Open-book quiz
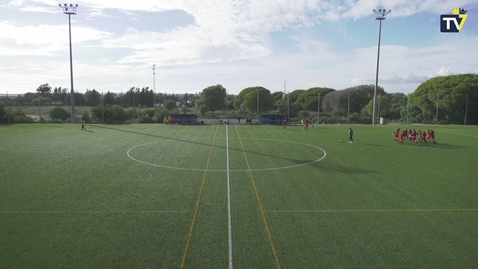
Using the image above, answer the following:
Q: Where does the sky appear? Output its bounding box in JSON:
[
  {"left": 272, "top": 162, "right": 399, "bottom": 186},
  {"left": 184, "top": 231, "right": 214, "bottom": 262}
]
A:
[{"left": 0, "top": 0, "right": 477, "bottom": 96}]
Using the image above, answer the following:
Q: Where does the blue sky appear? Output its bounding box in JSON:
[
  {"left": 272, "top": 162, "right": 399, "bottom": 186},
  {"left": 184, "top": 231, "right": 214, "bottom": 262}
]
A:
[{"left": 0, "top": 0, "right": 477, "bottom": 95}]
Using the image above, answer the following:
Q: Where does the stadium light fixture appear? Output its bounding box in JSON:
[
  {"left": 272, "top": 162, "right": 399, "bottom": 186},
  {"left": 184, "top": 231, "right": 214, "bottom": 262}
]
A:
[
  {"left": 372, "top": 8, "right": 391, "bottom": 125},
  {"left": 59, "top": 3, "right": 78, "bottom": 123}
]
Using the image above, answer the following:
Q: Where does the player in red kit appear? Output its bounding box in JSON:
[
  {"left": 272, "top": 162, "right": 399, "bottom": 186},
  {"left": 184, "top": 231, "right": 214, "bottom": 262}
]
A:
[
  {"left": 402, "top": 129, "right": 408, "bottom": 143},
  {"left": 420, "top": 130, "right": 427, "bottom": 144},
  {"left": 430, "top": 130, "right": 437, "bottom": 145},
  {"left": 410, "top": 129, "right": 417, "bottom": 145},
  {"left": 399, "top": 131, "right": 405, "bottom": 144},
  {"left": 393, "top": 129, "right": 399, "bottom": 143}
]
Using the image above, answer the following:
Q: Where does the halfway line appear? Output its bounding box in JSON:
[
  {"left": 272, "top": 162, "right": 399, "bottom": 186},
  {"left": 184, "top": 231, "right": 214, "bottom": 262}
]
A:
[
  {"left": 235, "top": 125, "right": 281, "bottom": 269},
  {"left": 180, "top": 126, "right": 219, "bottom": 269},
  {"left": 266, "top": 208, "right": 478, "bottom": 213},
  {"left": 0, "top": 210, "right": 192, "bottom": 214},
  {"left": 226, "top": 124, "right": 233, "bottom": 269}
]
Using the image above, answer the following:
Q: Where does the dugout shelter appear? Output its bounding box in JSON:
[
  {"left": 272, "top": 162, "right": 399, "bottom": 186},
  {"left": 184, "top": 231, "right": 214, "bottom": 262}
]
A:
[
  {"left": 169, "top": 114, "right": 198, "bottom": 125},
  {"left": 259, "top": 114, "right": 286, "bottom": 125}
]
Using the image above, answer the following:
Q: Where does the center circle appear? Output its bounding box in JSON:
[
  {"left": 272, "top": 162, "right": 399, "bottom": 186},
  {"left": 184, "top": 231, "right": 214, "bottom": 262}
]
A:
[{"left": 127, "top": 138, "right": 326, "bottom": 172}]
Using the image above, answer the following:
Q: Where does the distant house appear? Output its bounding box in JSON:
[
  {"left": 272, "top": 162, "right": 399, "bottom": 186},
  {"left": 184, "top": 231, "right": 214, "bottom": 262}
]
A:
[{"left": 51, "top": 101, "right": 63, "bottom": 105}]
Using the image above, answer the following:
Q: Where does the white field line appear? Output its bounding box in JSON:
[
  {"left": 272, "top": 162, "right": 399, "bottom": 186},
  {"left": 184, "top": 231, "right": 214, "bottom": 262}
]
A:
[
  {"left": 437, "top": 129, "right": 478, "bottom": 138},
  {"left": 226, "top": 124, "right": 233, "bottom": 269}
]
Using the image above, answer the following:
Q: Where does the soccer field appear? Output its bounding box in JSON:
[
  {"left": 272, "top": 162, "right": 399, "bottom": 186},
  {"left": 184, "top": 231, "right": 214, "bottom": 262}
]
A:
[{"left": 1, "top": 123, "right": 478, "bottom": 268}]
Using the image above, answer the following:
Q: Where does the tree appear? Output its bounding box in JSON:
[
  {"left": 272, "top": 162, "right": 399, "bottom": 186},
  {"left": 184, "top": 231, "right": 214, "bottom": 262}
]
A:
[
  {"left": 321, "top": 85, "right": 385, "bottom": 116},
  {"left": 299, "top": 110, "right": 310, "bottom": 119},
  {"left": 389, "top": 93, "right": 408, "bottom": 120},
  {"left": 278, "top": 103, "right": 300, "bottom": 118},
  {"left": 295, "top": 87, "right": 335, "bottom": 111},
  {"left": 164, "top": 100, "right": 177, "bottom": 111},
  {"left": 49, "top": 107, "right": 70, "bottom": 121},
  {"left": 365, "top": 94, "right": 391, "bottom": 118},
  {"left": 64, "top": 92, "right": 85, "bottom": 106},
  {"left": 199, "top": 84, "right": 226, "bottom": 113},
  {"left": 280, "top": 89, "right": 305, "bottom": 106},
  {"left": 0, "top": 101, "right": 6, "bottom": 122},
  {"left": 239, "top": 87, "right": 274, "bottom": 113},
  {"left": 84, "top": 89, "right": 102, "bottom": 106},
  {"left": 103, "top": 91, "right": 115, "bottom": 105},
  {"left": 271, "top": 91, "right": 284, "bottom": 103},
  {"left": 233, "top": 87, "right": 260, "bottom": 109},
  {"left": 36, "top": 83, "right": 51, "bottom": 96},
  {"left": 198, "top": 104, "right": 208, "bottom": 115},
  {"left": 410, "top": 74, "right": 478, "bottom": 124}
]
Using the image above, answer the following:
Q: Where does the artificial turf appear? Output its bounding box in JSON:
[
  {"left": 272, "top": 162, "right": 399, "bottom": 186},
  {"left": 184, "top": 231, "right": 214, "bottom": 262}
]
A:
[{"left": 0, "top": 123, "right": 477, "bottom": 268}]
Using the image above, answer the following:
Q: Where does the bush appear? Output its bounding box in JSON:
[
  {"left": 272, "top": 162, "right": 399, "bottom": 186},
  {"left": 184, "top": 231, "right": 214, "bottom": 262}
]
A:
[
  {"left": 81, "top": 111, "right": 91, "bottom": 123},
  {"left": 138, "top": 114, "right": 152, "bottom": 123},
  {"left": 299, "top": 110, "right": 310, "bottom": 119},
  {"left": 11, "top": 109, "right": 35, "bottom": 123},
  {"left": 50, "top": 107, "right": 70, "bottom": 121}
]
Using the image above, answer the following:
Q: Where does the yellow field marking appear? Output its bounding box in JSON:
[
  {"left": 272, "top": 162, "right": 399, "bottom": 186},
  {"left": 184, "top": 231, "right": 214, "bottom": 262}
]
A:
[
  {"left": 0, "top": 210, "right": 192, "bottom": 214},
  {"left": 180, "top": 126, "right": 219, "bottom": 269},
  {"left": 266, "top": 208, "right": 478, "bottom": 213},
  {"left": 235, "top": 125, "right": 281, "bottom": 269}
]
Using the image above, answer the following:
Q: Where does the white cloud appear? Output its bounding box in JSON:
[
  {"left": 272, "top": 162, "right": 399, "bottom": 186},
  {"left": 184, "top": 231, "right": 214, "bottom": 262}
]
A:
[
  {"left": 437, "top": 67, "right": 453, "bottom": 76},
  {"left": 0, "top": 21, "right": 114, "bottom": 56},
  {"left": 1, "top": 0, "right": 477, "bottom": 95}
]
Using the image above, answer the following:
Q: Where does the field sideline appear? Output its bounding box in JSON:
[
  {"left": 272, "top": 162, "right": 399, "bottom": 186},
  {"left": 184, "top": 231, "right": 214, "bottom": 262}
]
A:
[{"left": 1, "top": 123, "right": 477, "bottom": 268}]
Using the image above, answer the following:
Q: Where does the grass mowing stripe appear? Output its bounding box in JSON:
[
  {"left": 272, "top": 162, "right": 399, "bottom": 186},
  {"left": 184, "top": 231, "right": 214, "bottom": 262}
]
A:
[
  {"left": 436, "top": 129, "right": 478, "bottom": 138},
  {"left": 0, "top": 210, "right": 192, "bottom": 214},
  {"left": 180, "top": 126, "right": 219, "bottom": 269},
  {"left": 266, "top": 208, "right": 478, "bottom": 213},
  {"left": 226, "top": 124, "right": 233, "bottom": 269},
  {"left": 234, "top": 125, "right": 281, "bottom": 269}
]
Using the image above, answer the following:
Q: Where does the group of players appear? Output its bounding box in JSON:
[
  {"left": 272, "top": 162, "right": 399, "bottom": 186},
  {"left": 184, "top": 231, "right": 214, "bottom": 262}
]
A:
[
  {"left": 393, "top": 128, "right": 437, "bottom": 145},
  {"left": 282, "top": 118, "right": 318, "bottom": 130}
]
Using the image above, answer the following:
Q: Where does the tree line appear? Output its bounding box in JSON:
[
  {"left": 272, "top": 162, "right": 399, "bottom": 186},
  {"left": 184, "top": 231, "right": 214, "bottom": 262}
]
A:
[{"left": 0, "top": 74, "right": 477, "bottom": 125}]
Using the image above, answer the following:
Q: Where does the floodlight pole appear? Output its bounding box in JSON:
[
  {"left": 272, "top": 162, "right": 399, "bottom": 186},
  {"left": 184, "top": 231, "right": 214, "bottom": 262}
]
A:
[
  {"left": 406, "top": 94, "right": 410, "bottom": 124},
  {"left": 372, "top": 8, "right": 390, "bottom": 125},
  {"left": 59, "top": 3, "right": 78, "bottom": 124}
]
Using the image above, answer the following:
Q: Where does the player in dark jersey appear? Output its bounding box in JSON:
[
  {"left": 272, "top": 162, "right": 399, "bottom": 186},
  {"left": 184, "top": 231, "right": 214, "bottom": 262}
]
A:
[{"left": 348, "top": 128, "right": 354, "bottom": 143}]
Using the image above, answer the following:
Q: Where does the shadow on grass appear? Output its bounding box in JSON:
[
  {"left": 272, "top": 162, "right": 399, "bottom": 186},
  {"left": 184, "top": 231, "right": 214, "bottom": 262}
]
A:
[
  {"left": 311, "top": 163, "right": 378, "bottom": 175},
  {"left": 358, "top": 143, "right": 383, "bottom": 147},
  {"left": 418, "top": 143, "right": 463, "bottom": 149},
  {"left": 93, "top": 125, "right": 322, "bottom": 165}
]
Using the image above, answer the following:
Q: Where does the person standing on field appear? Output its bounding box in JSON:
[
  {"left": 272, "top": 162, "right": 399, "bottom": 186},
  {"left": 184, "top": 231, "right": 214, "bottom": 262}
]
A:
[
  {"left": 81, "top": 119, "right": 86, "bottom": 131},
  {"left": 348, "top": 128, "right": 354, "bottom": 143}
]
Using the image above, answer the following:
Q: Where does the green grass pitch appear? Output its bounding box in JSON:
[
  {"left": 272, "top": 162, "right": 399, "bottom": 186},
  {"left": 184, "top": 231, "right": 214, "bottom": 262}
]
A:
[{"left": 1, "top": 123, "right": 477, "bottom": 268}]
